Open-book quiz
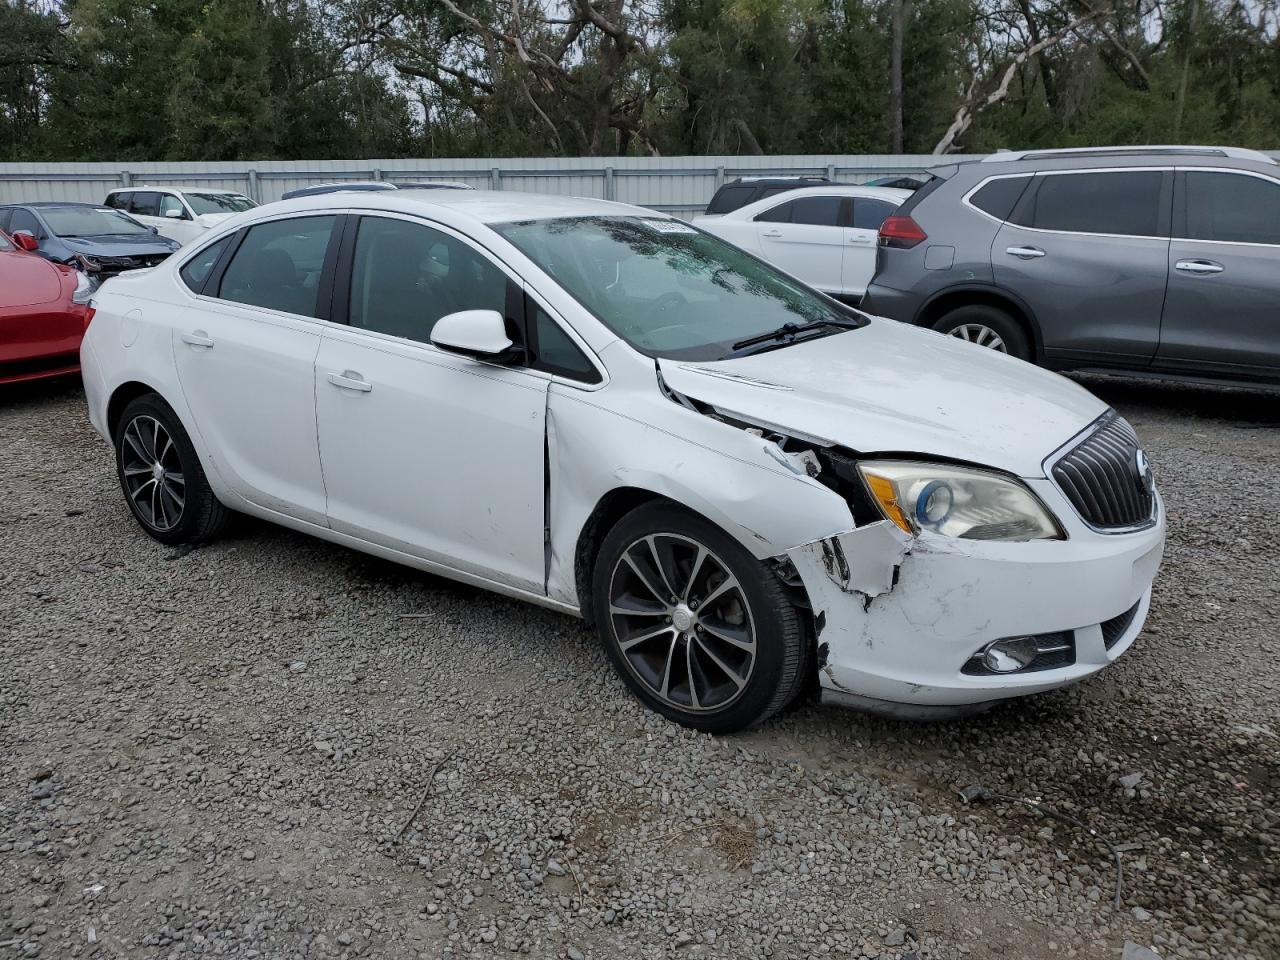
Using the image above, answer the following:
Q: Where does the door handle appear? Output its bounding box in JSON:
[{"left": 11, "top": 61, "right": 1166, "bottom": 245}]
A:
[
  {"left": 847, "top": 236, "right": 873, "bottom": 244},
  {"left": 327, "top": 371, "right": 372, "bottom": 393},
  {"left": 181, "top": 331, "right": 214, "bottom": 348},
  {"left": 761, "top": 230, "right": 783, "bottom": 238},
  {"left": 1005, "top": 245, "right": 1046, "bottom": 260},
  {"left": 1174, "top": 259, "right": 1224, "bottom": 275}
]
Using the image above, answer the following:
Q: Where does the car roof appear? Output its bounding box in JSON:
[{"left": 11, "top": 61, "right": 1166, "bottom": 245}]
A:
[
  {"left": 951, "top": 147, "right": 1279, "bottom": 180},
  {"left": 5, "top": 202, "right": 107, "bottom": 210},
  {"left": 110, "top": 186, "right": 246, "bottom": 194},
  {"left": 257, "top": 189, "right": 658, "bottom": 226},
  {"left": 719, "top": 184, "right": 911, "bottom": 214}
]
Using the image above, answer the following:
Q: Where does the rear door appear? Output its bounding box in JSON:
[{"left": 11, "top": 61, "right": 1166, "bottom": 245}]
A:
[
  {"left": 992, "top": 169, "right": 1171, "bottom": 364},
  {"left": 754, "top": 195, "right": 846, "bottom": 294},
  {"left": 843, "top": 196, "right": 899, "bottom": 297},
  {"left": 1157, "top": 168, "right": 1280, "bottom": 376}
]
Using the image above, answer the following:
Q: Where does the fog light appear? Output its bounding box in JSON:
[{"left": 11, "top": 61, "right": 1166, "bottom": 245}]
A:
[{"left": 982, "top": 636, "right": 1040, "bottom": 673}]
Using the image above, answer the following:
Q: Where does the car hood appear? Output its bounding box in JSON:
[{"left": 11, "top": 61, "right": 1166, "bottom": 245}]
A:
[
  {"left": 195, "top": 213, "right": 235, "bottom": 228},
  {"left": 61, "top": 235, "right": 179, "bottom": 256},
  {"left": 656, "top": 317, "right": 1107, "bottom": 478},
  {"left": 0, "top": 250, "right": 64, "bottom": 307}
]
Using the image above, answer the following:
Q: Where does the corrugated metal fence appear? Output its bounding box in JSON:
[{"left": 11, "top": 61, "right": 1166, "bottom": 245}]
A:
[{"left": 0, "top": 154, "right": 968, "bottom": 216}]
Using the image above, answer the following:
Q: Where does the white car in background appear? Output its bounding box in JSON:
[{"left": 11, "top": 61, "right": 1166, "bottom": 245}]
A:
[
  {"left": 103, "top": 187, "right": 256, "bottom": 246},
  {"left": 694, "top": 185, "right": 910, "bottom": 302}
]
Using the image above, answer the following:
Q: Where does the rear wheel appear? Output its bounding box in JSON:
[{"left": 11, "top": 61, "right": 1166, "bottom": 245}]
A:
[
  {"left": 932, "top": 304, "right": 1031, "bottom": 361},
  {"left": 591, "top": 503, "right": 807, "bottom": 733},
  {"left": 115, "top": 394, "right": 230, "bottom": 546}
]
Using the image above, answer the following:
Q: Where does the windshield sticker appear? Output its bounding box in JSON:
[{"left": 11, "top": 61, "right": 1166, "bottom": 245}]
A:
[{"left": 639, "top": 219, "right": 697, "bottom": 234}]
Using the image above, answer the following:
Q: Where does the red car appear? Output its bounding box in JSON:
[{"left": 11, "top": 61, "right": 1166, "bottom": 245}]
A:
[{"left": 1, "top": 228, "right": 91, "bottom": 384}]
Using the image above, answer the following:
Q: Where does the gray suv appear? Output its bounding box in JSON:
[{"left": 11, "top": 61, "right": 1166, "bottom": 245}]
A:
[{"left": 864, "top": 146, "right": 1280, "bottom": 386}]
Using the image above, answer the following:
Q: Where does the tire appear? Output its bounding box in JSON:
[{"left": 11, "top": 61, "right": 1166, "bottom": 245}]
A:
[
  {"left": 591, "top": 502, "right": 807, "bottom": 734},
  {"left": 932, "top": 304, "right": 1031, "bottom": 361},
  {"left": 114, "top": 394, "right": 230, "bottom": 546}
]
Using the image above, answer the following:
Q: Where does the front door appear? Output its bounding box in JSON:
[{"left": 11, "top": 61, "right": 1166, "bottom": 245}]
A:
[
  {"left": 992, "top": 169, "right": 1171, "bottom": 364},
  {"left": 157, "top": 194, "right": 201, "bottom": 245},
  {"left": 1157, "top": 169, "right": 1280, "bottom": 377},
  {"left": 171, "top": 215, "right": 339, "bottom": 524},
  {"left": 315, "top": 213, "right": 549, "bottom": 592},
  {"left": 754, "top": 195, "right": 846, "bottom": 295}
]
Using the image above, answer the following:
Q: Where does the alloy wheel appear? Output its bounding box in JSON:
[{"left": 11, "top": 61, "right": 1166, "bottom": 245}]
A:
[
  {"left": 121, "top": 415, "right": 187, "bottom": 532},
  {"left": 607, "top": 533, "right": 757, "bottom": 713},
  {"left": 948, "top": 323, "right": 1007, "bottom": 352}
]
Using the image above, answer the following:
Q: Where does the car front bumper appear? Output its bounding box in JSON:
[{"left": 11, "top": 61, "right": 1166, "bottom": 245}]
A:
[{"left": 787, "top": 479, "right": 1165, "bottom": 715}]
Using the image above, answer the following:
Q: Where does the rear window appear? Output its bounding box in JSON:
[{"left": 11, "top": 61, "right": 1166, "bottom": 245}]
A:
[
  {"left": 969, "top": 176, "right": 1032, "bottom": 221},
  {"left": 788, "top": 196, "right": 843, "bottom": 226},
  {"left": 1014, "top": 171, "right": 1163, "bottom": 237}
]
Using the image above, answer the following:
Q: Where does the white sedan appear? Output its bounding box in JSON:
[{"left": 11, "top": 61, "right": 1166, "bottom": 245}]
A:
[
  {"left": 694, "top": 184, "right": 911, "bottom": 302},
  {"left": 80, "top": 190, "right": 1163, "bottom": 732}
]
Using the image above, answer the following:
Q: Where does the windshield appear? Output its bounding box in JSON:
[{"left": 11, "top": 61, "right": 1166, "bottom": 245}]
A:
[
  {"left": 494, "top": 216, "right": 862, "bottom": 360},
  {"left": 43, "top": 207, "right": 151, "bottom": 238},
  {"left": 186, "top": 193, "right": 256, "bottom": 215}
]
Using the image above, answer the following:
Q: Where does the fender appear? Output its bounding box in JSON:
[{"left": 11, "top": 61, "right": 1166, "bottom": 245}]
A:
[{"left": 912, "top": 282, "right": 1046, "bottom": 362}]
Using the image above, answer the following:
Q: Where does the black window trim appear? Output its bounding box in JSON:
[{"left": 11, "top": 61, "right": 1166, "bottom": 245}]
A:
[
  {"left": 1171, "top": 165, "right": 1280, "bottom": 248},
  {"left": 326, "top": 210, "right": 609, "bottom": 387}
]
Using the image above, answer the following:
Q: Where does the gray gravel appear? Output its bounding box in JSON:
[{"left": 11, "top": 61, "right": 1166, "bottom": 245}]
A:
[{"left": 1, "top": 375, "right": 1277, "bottom": 960}]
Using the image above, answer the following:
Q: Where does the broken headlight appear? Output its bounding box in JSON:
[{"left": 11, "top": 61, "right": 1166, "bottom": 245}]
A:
[{"left": 857, "top": 461, "right": 1063, "bottom": 542}]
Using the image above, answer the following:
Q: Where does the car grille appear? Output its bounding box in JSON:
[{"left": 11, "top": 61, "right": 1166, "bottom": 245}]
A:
[
  {"left": 1051, "top": 413, "right": 1155, "bottom": 531},
  {"left": 97, "top": 253, "right": 171, "bottom": 272},
  {"left": 1100, "top": 600, "right": 1142, "bottom": 650}
]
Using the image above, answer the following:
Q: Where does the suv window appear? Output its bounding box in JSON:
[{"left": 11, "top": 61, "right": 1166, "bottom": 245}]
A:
[
  {"left": 129, "top": 192, "right": 162, "bottom": 217},
  {"left": 348, "top": 216, "right": 506, "bottom": 344},
  {"left": 104, "top": 193, "right": 128, "bottom": 210},
  {"left": 969, "top": 176, "right": 1032, "bottom": 221},
  {"left": 853, "top": 197, "right": 898, "bottom": 230},
  {"left": 706, "top": 185, "right": 754, "bottom": 215},
  {"left": 1015, "top": 171, "right": 1163, "bottom": 237},
  {"left": 159, "top": 195, "right": 188, "bottom": 219},
  {"left": 180, "top": 236, "right": 233, "bottom": 293},
  {"left": 218, "top": 216, "right": 336, "bottom": 316},
  {"left": 1182, "top": 171, "right": 1280, "bottom": 245}
]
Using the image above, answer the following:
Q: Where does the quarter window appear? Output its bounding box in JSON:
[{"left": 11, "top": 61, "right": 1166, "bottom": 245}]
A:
[
  {"left": 852, "top": 197, "right": 898, "bottom": 230},
  {"left": 1182, "top": 171, "right": 1280, "bottom": 245},
  {"left": 1015, "top": 171, "right": 1163, "bottom": 237},
  {"left": 217, "top": 216, "right": 336, "bottom": 317},
  {"left": 104, "top": 193, "right": 127, "bottom": 210},
  {"left": 348, "top": 216, "right": 507, "bottom": 344},
  {"left": 530, "top": 306, "right": 600, "bottom": 383},
  {"left": 180, "top": 236, "right": 232, "bottom": 293},
  {"left": 969, "top": 176, "right": 1032, "bottom": 221}
]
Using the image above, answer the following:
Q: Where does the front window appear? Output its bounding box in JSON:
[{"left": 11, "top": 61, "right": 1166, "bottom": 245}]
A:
[
  {"left": 0, "top": 231, "right": 11, "bottom": 251},
  {"left": 493, "top": 216, "right": 862, "bottom": 361},
  {"left": 185, "top": 193, "right": 256, "bottom": 216},
  {"left": 42, "top": 207, "right": 152, "bottom": 238}
]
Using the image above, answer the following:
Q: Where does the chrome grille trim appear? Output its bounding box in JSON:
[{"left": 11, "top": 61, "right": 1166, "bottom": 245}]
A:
[{"left": 1047, "top": 412, "right": 1157, "bottom": 533}]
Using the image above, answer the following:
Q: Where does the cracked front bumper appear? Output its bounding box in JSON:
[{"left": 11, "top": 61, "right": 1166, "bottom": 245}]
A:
[{"left": 789, "top": 481, "right": 1165, "bottom": 714}]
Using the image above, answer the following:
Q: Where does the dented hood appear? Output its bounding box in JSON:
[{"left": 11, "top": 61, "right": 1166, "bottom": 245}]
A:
[{"left": 658, "top": 317, "right": 1107, "bottom": 478}]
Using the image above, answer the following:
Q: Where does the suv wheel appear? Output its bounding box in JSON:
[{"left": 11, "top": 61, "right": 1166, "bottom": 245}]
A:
[
  {"left": 592, "top": 503, "right": 807, "bottom": 734},
  {"left": 933, "top": 305, "right": 1030, "bottom": 361},
  {"left": 115, "top": 394, "right": 230, "bottom": 546}
]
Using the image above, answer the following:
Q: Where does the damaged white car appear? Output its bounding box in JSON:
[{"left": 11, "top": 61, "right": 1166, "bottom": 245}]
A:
[{"left": 80, "top": 191, "right": 1165, "bottom": 732}]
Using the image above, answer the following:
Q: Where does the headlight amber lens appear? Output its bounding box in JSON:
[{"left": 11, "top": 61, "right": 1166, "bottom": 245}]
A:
[{"left": 858, "top": 460, "right": 1063, "bottom": 541}]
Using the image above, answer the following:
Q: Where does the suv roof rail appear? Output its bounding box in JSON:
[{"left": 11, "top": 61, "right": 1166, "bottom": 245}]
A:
[
  {"left": 982, "top": 145, "right": 1277, "bottom": 164},
  {"left": 732, "top": 175, "right": 831, "bottom": 183}
]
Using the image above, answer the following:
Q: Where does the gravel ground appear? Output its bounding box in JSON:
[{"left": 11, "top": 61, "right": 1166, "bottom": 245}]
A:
[{"left": 1, "top": 375, "right": 1276, "bottom": 960}]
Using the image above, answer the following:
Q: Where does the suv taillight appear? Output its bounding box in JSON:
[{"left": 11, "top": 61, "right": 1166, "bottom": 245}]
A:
[{"left": 878, "top": 215, "right": 927, "bottom": 249}]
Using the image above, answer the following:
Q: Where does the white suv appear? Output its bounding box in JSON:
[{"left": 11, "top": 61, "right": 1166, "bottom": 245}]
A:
[{"left": 103, "top": 187, "right": 256, "bottom": 246}]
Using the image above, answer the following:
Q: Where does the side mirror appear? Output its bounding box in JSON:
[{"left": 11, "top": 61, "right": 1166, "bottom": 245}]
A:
[
  {"left": 148, "top": 225, "right": 159, "bottom": 234},
  {"left": 430, "top": 309, "right": 514, "bottom": 360},
  {"left": 12, "top": 231, "right": 39, "bottom": 251},
  {"left": 163, "top": 208, "right": 183, "bottom": 219}
]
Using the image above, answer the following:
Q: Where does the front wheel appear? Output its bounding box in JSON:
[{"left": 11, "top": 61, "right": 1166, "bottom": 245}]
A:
[
  {"left": 115, "top": 394, "right": 230, "bottom": 546},
  {"left": 591, "top": 503, "right": 808, "bottom": 733},
  {"left": 932, "top": 304, "right": 1031, "bottom": 361}
]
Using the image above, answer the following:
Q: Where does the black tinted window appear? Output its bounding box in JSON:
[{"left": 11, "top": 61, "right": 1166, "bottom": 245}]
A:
[
  {"left": 970, "top": 176, "right": 1031, "bottom": 221},
  {"left": 755, "top": 201, "right": 792, "bottom": 223},
  {"left": 1018, "top": 172, "right": 1163, "bottom": 236},
  {"left": 789, "top": 196, "right": 842, "bottom": 226},
  {"left": 218, "top": 216, "right": 336, "bottom": 316},
  {"left": 180, "top": 236, "right": 232, "bottom": 293},
  {"left": 532, "top": 306, "right": 600, "bottom": 382},
  {"left": 104, "top": 193, "right": 127, "bottom": 210},
  {"left": 757, "top": 185, "right": 794, "bottom": 201},
  {"left": 853, "top": 198, "right": 898, "bottom": 230},
  {"left": 348, "top": 216, "right": 506, "bottom": 343},
  {"left": 1182, "top": 171, "right": 1280, "bottom": 245},
  {"left": 129, "top": 192, "right": 161, "bottom": 217},
  {"left": 706, "top": 185, "right": 754, "bottom": 215}
]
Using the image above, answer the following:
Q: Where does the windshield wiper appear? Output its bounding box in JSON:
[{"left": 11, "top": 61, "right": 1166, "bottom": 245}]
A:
[{"left": 730, "top": 318, "right": 860, "bottom": 354}]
